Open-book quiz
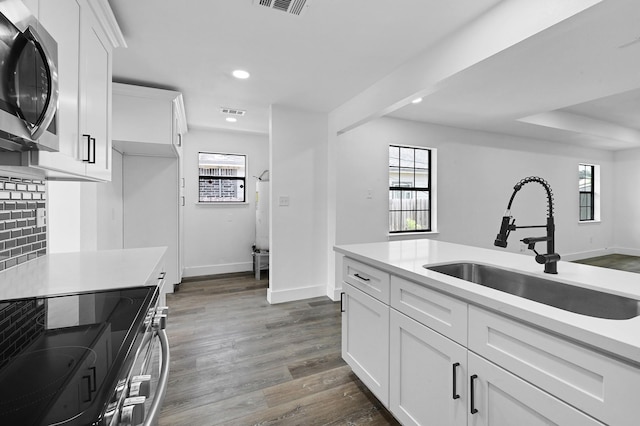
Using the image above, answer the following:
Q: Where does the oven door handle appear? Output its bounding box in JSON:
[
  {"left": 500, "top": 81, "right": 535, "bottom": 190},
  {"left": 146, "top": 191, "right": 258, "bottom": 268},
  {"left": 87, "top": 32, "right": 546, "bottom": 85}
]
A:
[{"left": 143, "top": 329, "right": 170, "bottom": 426}]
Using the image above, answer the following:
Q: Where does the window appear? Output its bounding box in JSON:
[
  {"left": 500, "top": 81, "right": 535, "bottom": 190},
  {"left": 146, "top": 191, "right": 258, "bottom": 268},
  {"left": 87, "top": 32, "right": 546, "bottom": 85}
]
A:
[
  {"left": 198, "top": 152, "right": 246, "bottom": 202},
  {"left": 389, "top": 145, "right": 432, "bottom": 233},
  {"left": 578, "top": 163, "right": 596, "bottom": 221}
]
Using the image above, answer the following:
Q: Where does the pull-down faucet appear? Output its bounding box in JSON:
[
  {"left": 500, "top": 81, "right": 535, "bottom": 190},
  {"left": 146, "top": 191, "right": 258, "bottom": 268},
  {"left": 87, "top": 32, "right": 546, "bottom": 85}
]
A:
[{"left": 494, "top": 176, "right": 561, "bottom": 274}]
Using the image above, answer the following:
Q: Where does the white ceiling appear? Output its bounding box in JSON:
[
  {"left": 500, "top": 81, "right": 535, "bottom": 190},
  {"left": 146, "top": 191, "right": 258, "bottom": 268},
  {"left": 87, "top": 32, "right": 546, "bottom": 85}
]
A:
[
  {"left": 108, "top": 0, "right": 640, "bottom": 151},
  {"left": 108, "top": 0, "right": 502, "bottom": 134}
]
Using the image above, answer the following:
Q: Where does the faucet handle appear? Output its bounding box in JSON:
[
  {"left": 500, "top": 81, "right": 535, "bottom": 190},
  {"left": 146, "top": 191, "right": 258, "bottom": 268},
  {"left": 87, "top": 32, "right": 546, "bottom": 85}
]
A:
[{"left": 535, "top": 252, "right": 561, "bottom": 265}]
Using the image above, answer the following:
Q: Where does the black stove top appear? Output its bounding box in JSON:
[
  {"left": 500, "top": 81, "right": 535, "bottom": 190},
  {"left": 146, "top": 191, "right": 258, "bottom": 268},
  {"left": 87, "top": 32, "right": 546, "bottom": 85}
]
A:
[{"left": 0, "top": 286, "right": 156, "bottom": 425}]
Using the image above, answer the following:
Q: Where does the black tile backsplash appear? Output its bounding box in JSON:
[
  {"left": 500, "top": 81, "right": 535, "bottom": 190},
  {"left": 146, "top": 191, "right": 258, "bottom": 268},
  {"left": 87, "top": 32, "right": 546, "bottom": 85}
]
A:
[{"left": 0, "top": 176, "right": 46, "bottom": 271}]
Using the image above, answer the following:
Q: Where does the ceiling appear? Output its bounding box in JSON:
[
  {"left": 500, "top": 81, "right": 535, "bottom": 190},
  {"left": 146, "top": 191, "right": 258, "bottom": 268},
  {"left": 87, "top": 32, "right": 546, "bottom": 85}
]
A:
[
  {"left": 108, "top": 0, "right": 640, "bottom": 151},
  {"left": 108, "top": 0, "right": 502, "bottom": 133}
]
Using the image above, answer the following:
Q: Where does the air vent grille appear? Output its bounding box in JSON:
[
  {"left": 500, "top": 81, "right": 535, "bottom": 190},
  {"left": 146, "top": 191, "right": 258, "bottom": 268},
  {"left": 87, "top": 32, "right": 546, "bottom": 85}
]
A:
[
  {"left": 221, "top": 108, "right": 246, "bottom": 116},
  {"left": 254, "top": 0, "right": 310, "bottom": 16}
]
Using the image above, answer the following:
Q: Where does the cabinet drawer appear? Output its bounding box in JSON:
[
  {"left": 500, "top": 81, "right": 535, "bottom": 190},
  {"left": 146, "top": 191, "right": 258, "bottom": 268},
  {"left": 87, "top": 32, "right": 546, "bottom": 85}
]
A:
[
  {"left": 343, "top": 257, "right": 390, "bottom": 304},
  {"left": 468, "top": 306, "right": 640, "bottom": 426},
  {"left": 390, "top": 275, "right": 467, "bottom": 345}
]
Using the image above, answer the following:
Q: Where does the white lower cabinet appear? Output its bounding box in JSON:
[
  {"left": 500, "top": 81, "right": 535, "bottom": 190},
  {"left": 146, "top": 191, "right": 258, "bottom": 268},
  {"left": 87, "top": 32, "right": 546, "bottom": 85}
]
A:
[
  {"left": 340, "top": 256, "right": 631, "bottom": 426},
  {"left": 467, "top": 352, "right": 604, "bottom": 426},
  {"left": 342, "top": 283, "right": 389, "bottom": 406},
  {"left": 390, "top": 310, "right": 467, "bottom": 426}
]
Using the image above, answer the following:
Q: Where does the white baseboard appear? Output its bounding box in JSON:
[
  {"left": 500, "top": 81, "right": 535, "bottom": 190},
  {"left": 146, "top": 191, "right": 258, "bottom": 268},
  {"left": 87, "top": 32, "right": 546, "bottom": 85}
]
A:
[
  {"left": 561, "top": 248, "right": 614, "bottom": 261},
  {"left": 562, "top": 246, "right": 640, "bottom": 261},
  {"left": 267, "top": 284, "right": 327, "bottom": 304},
  {"left": 613, "top": 247, "right": 640, "bottom": 257},
  {"left": 328, "top": 286, "right": 342, "bottom": 301},
  {"left": 182, "top": 261, "right": 253, "bottom": 278}
]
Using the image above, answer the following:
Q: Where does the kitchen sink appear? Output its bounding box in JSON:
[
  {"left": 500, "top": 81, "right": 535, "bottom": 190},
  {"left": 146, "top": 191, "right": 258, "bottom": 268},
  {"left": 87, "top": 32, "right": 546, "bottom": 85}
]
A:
[{"left": 425, "top": 262, "right": 640, "bottom": 320}]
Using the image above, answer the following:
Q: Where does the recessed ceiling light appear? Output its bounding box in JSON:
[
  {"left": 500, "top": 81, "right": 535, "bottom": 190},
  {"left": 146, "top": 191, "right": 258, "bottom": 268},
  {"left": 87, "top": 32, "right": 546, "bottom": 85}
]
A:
[
  {"left": 226, "top": 117, "right": 237, "bottom": 123},
  {"left": 411, "top": 97, "right": 423, "bottom": 104},
  {"left": 232, "top": 69, "right": 250, "bottom": 79}
]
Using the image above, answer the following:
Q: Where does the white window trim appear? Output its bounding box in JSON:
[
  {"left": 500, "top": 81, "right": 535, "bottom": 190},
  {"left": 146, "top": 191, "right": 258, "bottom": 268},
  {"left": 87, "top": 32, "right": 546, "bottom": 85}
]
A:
[
  {"left": 388, "top": 144, "right": 437, "bottom": 234},
  {"left": 198, "top": 152, "right": 248, "bottom": 204}
]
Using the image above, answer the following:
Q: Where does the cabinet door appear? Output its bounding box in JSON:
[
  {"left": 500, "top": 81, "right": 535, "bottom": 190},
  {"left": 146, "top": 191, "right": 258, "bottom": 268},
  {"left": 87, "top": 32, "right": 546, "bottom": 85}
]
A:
[
  {"left": 469, "top": 306, "right": 640, "bottom": 425},
  {"left": 467, "top": 353, "right": 604, "bottom": 426},
  {"left": 79, "top": 2, "right": 112, "bottom": 181},
  {"left": 342, "top": 283, "right": 389, "bottom": 407},
  {"left": 32, "top": 0, "right": 86, "bottom": 177},
  {"left": 389, "top": 310, "right": 466, "bottom": 426}
]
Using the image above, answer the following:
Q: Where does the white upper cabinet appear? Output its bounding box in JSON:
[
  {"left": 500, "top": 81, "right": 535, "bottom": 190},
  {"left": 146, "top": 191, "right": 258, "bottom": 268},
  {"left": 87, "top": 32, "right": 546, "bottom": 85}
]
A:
[
  {"left": 79, "top": 1, "right": 111, "bottom": 181},
  {"left": 112, "top": 83, "right": 187, "bottom": 157},
  {"left": 29, "top": 0, "right": 125, "bottom": 181}
]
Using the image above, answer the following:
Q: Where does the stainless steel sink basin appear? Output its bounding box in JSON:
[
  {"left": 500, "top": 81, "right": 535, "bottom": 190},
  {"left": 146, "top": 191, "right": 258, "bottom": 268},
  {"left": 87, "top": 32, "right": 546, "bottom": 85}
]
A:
[{"left": 425, "top": 262, "right": 640, "bottom": 320}]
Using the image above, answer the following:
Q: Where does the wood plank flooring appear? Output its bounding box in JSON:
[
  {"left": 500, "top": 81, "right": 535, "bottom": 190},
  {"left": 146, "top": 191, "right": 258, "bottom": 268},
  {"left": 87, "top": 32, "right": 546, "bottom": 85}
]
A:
[
  {"left": 159, "top": 273, "right": 399, "bottom": 426},
  {"left": 572, "top": 253, "right": 640, "bottom": 273}
]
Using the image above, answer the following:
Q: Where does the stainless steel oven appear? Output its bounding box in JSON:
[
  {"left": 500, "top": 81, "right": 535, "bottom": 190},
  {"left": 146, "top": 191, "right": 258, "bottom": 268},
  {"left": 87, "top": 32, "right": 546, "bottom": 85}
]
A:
[
  {"left": 106, "top": 273, "right": 171, "bottom": 426},
  {"left": 0, "top": 0, "right": 59, "bottom": 152},
  {"left": 0, "top": 273, "right": 170, "bottom": 426}
]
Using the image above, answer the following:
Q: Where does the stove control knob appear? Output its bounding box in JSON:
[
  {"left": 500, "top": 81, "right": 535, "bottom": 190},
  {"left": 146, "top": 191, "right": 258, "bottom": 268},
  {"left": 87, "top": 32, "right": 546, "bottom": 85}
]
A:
[
  {"left": 121, "top": 396, "right": 145, "bottom": 426},
  {"left": 129, "top": 375, "right": 151, "bottom": 398},
  {"left": 153, "top": 313, "right": 167, "bottom": 330},
  {"left": 156, "top": 306, "right": 169, "bottom": 315}
]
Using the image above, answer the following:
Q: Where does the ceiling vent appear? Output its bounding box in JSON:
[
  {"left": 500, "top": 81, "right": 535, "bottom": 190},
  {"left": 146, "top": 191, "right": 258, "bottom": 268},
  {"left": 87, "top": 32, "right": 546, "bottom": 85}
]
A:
[
  {"left": 221, "top": 107, "right": 246, "bottom": 116},
  {"left": 254, "top": 0, "right": 310, "bottom": 16}
]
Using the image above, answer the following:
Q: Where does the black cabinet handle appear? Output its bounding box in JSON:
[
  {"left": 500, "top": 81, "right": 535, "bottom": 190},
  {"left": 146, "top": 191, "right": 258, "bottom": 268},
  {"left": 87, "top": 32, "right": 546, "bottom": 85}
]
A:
[
  {"left": 452, "top": 362, "right": 460, "bottom": 400},
  {"left": 353, "top": 273, "right": 370, "bottom": 282},
  {"left": 82, "top": 134, "right": 91, "bottom": 162},
  {"left": 340, "top": 292, "right": 345, "bottom": 312},
  {"left": 470, "top": 374, "right": 478, "bottom": 414},
  {"left": 89, "top": 137, "right": 96, "bottom": 164}
]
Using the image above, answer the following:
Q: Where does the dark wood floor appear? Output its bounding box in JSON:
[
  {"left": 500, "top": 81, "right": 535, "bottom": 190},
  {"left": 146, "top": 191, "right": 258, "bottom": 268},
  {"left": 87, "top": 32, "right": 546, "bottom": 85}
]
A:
[
  {"left": 572, "top": 253, "right": 640, "bottom": 273},
  {"left": 159, "top": 273, "right": 399, "bottom": 426}
]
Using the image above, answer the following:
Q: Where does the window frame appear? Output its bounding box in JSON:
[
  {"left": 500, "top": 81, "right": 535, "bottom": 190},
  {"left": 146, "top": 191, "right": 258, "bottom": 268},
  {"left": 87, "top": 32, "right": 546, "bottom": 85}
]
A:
[
  {"left": 198, "top": 152, "right": 247, "bottom": 204},
  {"left": 388, "top": 144, "right": 434, "bottom": 234},
  {"left": 578, "top": 163, "right": 600, "bottom": 222}
]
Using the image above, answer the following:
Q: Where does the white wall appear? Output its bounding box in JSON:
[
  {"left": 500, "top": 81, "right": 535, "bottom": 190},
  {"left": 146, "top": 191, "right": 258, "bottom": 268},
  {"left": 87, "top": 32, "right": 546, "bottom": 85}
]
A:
[
  {"left": 269, "top": 106, "right": 328, "bottom": 303},
  {"left": 49, "top": 149, "right": 124, "bottom": 253},
  {"left": 613, "top": 147, "right": 640, "bottom": 255},
  {"left": 123, "top": 155, "right": 178, "bottom": 284},
  {"left": 335, "top": 117, "right": 616, "bottom": 271},
  {"left": 182, "top": 128, "right": 268, "bottom": 277}
]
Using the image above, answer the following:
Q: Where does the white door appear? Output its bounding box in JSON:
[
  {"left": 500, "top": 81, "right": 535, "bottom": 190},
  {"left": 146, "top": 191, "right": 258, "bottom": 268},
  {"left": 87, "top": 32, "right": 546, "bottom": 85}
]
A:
[
  {"left": 389, "top": 310, "right": 467, "bottom": 426},
  {"left": 342, "top": 283, "right": 389, "bottom": 407}
]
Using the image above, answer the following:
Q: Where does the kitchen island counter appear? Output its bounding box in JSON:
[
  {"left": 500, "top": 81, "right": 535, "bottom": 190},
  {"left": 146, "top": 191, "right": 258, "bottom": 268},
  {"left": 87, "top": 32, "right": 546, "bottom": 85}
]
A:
[
  {"left": 0, "top": 247, "right": 167, "bottom": 300},
  {"left": 335, "top": 239, "right": 640, "bottom": 365}
]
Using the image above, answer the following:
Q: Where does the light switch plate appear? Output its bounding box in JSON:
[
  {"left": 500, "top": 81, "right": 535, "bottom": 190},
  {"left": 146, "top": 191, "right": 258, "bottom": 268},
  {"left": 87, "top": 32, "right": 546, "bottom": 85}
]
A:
[{"left": 279, "top": 196, "right": 290, "bottom": 206}]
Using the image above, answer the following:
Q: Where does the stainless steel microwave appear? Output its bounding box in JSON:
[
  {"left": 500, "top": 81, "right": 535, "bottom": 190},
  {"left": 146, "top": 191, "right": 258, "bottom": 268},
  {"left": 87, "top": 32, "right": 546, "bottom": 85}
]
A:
[{"left": 0, "top": 0, "right": 58, "bottom": 152}]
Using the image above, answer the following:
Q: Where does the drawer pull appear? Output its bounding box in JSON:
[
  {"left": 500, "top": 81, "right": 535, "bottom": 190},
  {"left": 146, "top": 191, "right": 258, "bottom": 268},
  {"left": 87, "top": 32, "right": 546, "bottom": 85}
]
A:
[
  {"left": 353, "top": 273, "right": 370, "bottom": 282},
  {"left": 340, "top": 292, "right": 345, "bottom": 313},
  {"left": 452, "top": 362, "right": 460, "bottom": 400},
  {"left": 470, "top": 374, "right": 478, "bottom": 414}
]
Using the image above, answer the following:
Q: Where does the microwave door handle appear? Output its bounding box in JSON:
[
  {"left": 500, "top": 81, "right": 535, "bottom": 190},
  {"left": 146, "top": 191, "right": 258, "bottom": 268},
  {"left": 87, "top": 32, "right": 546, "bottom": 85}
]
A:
[
  {"left": 22, "top": 26, "right": 58, "bottom": 140},
  {"left": 143, "top": 328, "right": 170, "bottom": 426}
]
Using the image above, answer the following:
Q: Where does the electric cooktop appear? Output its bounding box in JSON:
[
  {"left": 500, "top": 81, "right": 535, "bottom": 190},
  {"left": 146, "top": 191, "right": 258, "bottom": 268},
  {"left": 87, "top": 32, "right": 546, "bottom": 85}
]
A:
[{"left": 0, "top": 286, "right": 156, "bottom": 425}]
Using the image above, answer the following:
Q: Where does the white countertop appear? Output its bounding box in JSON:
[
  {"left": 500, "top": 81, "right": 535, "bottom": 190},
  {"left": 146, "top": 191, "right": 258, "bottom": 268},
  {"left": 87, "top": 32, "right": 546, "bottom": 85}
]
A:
[
  {"left": 335, "top": 240, "right": 640, "bottom": 365},
  {"left": 0, "top": 247, "right": 167, "bottom": 300}
]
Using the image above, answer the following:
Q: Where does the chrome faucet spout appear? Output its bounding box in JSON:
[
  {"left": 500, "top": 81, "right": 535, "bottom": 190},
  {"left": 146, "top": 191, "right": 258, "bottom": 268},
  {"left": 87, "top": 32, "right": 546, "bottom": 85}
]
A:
[{"left": 494, "top": 176, "right": 560, "bottom": 274}]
